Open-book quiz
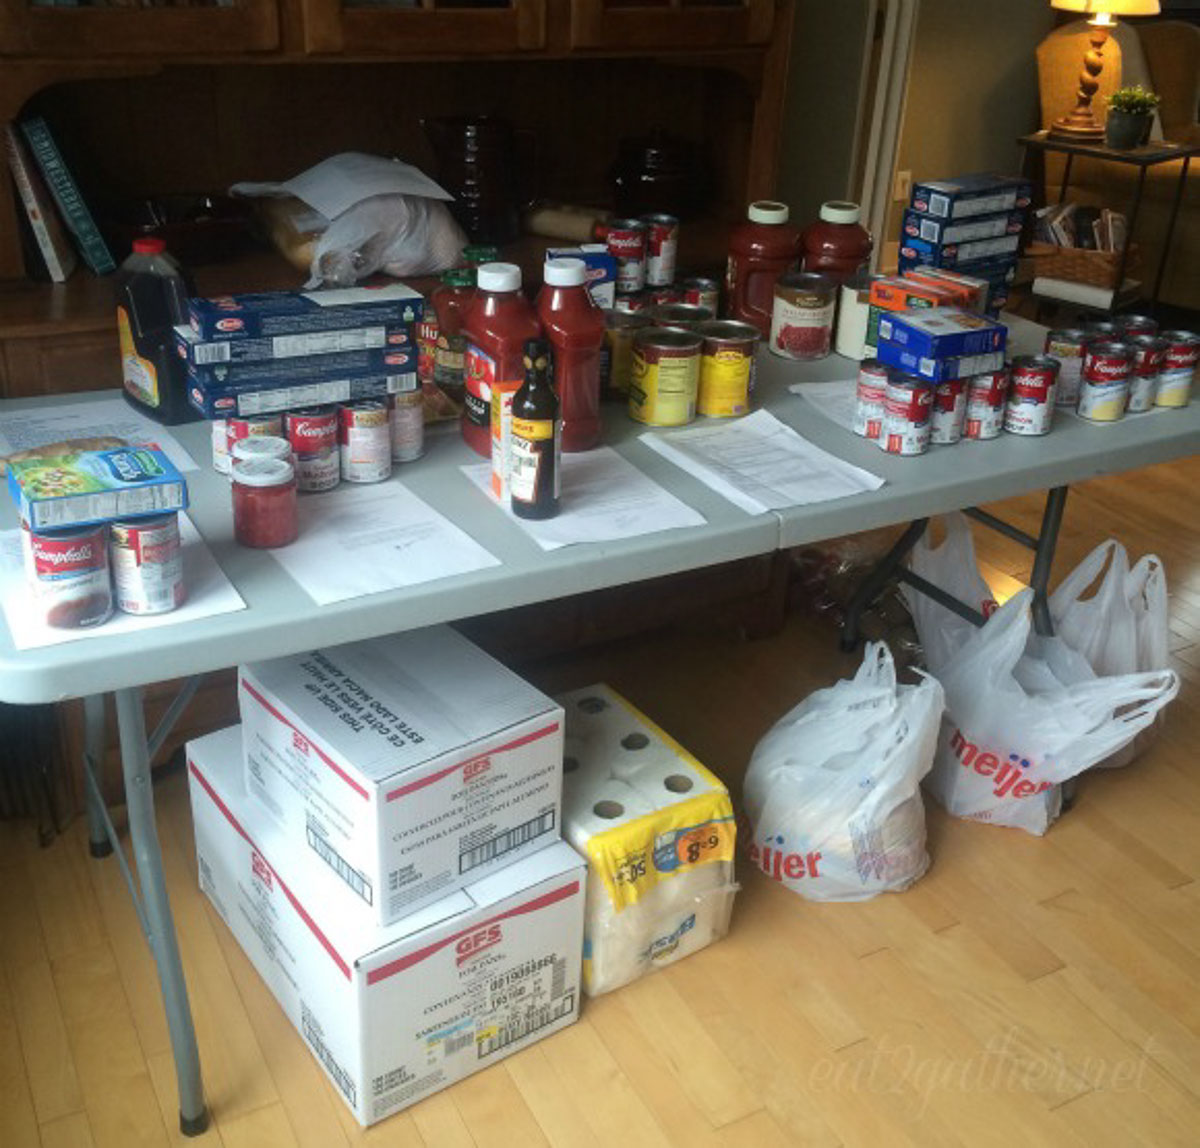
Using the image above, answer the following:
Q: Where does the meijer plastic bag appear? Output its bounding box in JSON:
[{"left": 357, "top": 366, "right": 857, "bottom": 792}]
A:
[{"left": 741, "top": 642, "right": 944, "bottom": 901}]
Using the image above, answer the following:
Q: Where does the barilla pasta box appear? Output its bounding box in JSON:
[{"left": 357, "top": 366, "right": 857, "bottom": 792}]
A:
[
  {"left": 188, "top": 283, "right": 424, "bottom": 341},
  {"left": 188, "top": 727, "right": 584, "bottom": 1127},
  {"left": 178, "top": 339, "right": 416, "bottom": 387},
  {"left": 909, "top": 173, "right": 1034, "bottom": 220},
  {"left": 901, "top": 208, "right": 1025, "bottom": 248},
  {"left": 239, "top": 626, "right": 564, "bottom": 926},
  {"left": 901, "top": 267, "right": 989, "bottom": 312},
  {"left": 8, "top": 446, "right": 188, "bottom": 530},
  {"left": 546, "top": 244, "right": 617, "bottom": 309},
  {"left": 555, "top": 684, "right": 737, "bottom": 997},
  {"left": 876, "top": 339, "right": 1006, "bottom": 383},
  {"left": 188, "top": 371, "right": 417, "bottom": 419},
  {"left": 175, "top": 319, "right": 414, "bottom": 368},
  {"left": 877, "top": 308, "right": 1007, "bottom": 360},
  {"left": 897, "top": 232, "right": 1021, "bottom": 270}
]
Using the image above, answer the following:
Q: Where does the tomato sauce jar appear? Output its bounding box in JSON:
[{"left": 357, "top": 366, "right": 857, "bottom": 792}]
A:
[{"left": 232, "top": 458, "right": 298, "bottom": 549}]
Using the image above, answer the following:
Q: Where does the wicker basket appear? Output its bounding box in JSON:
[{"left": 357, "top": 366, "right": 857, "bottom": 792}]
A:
[{"left": 1025, "top": 241, "right": 1141, "bottom": 290}]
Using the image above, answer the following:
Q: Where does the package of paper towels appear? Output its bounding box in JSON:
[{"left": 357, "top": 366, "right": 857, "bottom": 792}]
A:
[{"left": 556, "top": 684, "right": 738, "bottom": 996}]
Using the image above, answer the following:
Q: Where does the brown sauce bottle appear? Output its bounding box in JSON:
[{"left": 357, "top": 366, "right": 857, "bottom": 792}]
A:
[{"left": 509, "top": 338, "right": 561, "bottom": 520}]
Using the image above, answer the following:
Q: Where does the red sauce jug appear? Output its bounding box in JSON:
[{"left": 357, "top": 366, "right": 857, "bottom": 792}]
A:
[
  {"left": 801, "top": 201, "right": 873, "bottom": 284},
  {"left": 725, "top": 201, "right": 801, "bottom": 337}
]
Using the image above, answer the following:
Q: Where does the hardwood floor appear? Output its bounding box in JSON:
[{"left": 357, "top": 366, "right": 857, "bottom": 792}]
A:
[{"left": 2, "top": 456, "right": 1199, "bottom": 1147}]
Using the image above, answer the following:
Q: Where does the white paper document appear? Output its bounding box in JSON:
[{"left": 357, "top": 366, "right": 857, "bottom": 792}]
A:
[
  {"left": 0, "top": 397, "right": 199, "bottom": 473},
  {"left": 640, "top": 409, "right": 884, "bottom": 515},
  {"left": 268, "top": 482, "right": 500, "bottom": 604},
  {"left": 461, "top": 446, "right": 706, "bottom": 551},
  {"left": 790, "top": 378, "right": 859, "bottom": 432},
  {"left": 0, "top": 514, "right": 244, "bottom": 650}
]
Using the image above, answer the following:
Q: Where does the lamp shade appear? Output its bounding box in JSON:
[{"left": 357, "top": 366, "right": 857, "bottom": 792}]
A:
[{"left": 1050, "top": 1, "right": 1160, "bottom": 13}]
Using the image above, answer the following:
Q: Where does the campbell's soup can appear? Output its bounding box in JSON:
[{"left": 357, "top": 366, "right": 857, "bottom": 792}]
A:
[
  {"left": 338, "top": 400, "right": 393, "bottom": 483},
  {"left": 22, "top": 521, "right": 113, "bottom": 630},
  {"left": 854, "top": 360, "right": 889, "bottom": 440},
  {"left": 1117, "top": 314, "right": 1158, "bottom": 338},
  {"left": 930, "top": 379, "right": 968, "bottom": 445},
  {"left": 695, "top": 320, "right": 759, "bottom": 418},
  {"left": 390, "top": 390, "right": 426, "bottom": 462},
  {"left": 1085, "top": 321, "right": 1121, "bottom": 342},
  {"left": 285, "top": 406, "right": 340, "bottom": 492},
  {"left": 110, "top": 514, "right": 185, "bottom": 616},
  {"left": 607, "top": 218, "right": 648, "bottom": 295},
  {"left": 641, "top": 214, "right": 679, "bottom": 287},
  {"left": 227, "top": 414, "right": 283, "bottom": 462},
  {"left": 1155, "top": 330, "right": 1200, "bottom": 408},
  {"left": 1125, "top": 335, "right": 1168, "bottom": 413},
  {"left": 965, "top": 369, "right": 1009, "bottom": 440},
  {"left": 612, "top": 290, "right": 652, "bottom": 314},
  {"left": 1004, "top": 355, "right": 1059, "bottom": 436},
  {"left": 1044, "top": 329, "right": 1089, "bottom": 408},
  {"left": 1079, "top": 341, "right": 1133, "bottom": 422},
  {"left": 645, "top": 285, "right": 683, "bottom": 306},
  {"left": 880, "top": 375, "right": 932, "bottom": 455},
  {"left": 211, "top": 419, "right": 230, "bottom": 474},
  {"left": 629, "top": 327, "right": 702, "bottom": 426},
  {"left": 681, "top": 277, "right": 720, "bottom": 315}
]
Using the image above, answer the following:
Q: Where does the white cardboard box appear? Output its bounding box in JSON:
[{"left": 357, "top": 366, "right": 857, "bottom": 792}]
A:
[
  {"left": 239, "top": 625, "right": 563, "bottom": 925},
  {"left": 189, "top": 726, "right": 585, "bottom": 1127}
]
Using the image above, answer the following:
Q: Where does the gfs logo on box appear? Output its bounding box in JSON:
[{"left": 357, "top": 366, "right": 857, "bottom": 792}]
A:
[
  {"left": 463, "top": 756, "right": 491, "bottom": 783},
  {"left": 456, "top": 924, "right": 501, "bottom": 966},
  {"left": 292, "top": 731, "right": 310, "bottom": 755},
  {"left": 250, "top": 850, "right": 273, "bottom": 890}
]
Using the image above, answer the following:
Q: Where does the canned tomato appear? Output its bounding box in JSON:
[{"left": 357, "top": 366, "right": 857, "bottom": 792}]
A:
[
  {"left": 881, "top": 376, "right": 933, "bottom": 456},
  {"left": 390, "top": 389, "right": 425, "bottom": 463},
  {"left": 338, "top": 400, "right": 393, "bottom": 483},
  {"left": 110, "top": 513, "right": 185, "bottom": 616},
  {"left": 607, "top": 218, "right": 648, "bottom": 295},
  {"left": 629, "top": 327, "right": 703, "bottom": 426},
  {"left": 227, "top": 413, "right": 283, "bottom": 462},
  {"left": 931, "top": 379, "right": 968, "bottom": 445},
  {"left": 1117, "top": 314, "right": 1158, "bottom": 337},
  {"left": 1004, "top": 355, "right": 1059, "bottom": 436},
  {"left": 601, "top": 310, "right": 651, "bottom": 398},
  {"left": 641, "top": 214, "right": 679, "bottom": 287},
  {"left": 285, "top": 406, "right": 340, "bottom": 492},
  {"left": 965, "top": 369, "right": 1009, "bottom": 440},
  {"left": 1044, "top": 328, "right": 1089, "bottom": 408},
  {"left": 1079, "top": 341, "right": 1133, "bottom": 422},
  {"left": 648, "top": 303, "right": 713, "bottom": 330},
  {"left": 416, "top": 317, "right": 439, "bottom": 384},
  {"left": 211, "top": 419, "right": 230, "bottom": 474},
  {"left": 854, "top": 360, "right": 889, "bottom": 440},
  {"left": 770, "top": 272, "right": 836, "bottom": 360},
  {"left": 1125, "top": 335, "right": 1168, "bottom": 413},
  {"left": 695, "top": 320, "right": 759, "bottom": 418},
  {"left": 681, "top": 276, "right": 720, "bottom": 315},
  {"left": 1155, "top": 330, "right": 1200, "bottom": 408},
  {"left": 22, "top": 521, "right": 112, "bottom": 630}
]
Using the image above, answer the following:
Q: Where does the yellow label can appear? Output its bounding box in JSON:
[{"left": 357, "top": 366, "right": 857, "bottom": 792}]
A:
[
  {"left": 628, "top": 327, "right": 702, "bottom": 426},
  {"left": 696, "top": 320, "right": 760, "bottom": 418}
]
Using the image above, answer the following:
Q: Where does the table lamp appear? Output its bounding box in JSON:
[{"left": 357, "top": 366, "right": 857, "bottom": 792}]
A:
[{"left": 1048, "top": 0, "right": 1161, "bottom": 141}]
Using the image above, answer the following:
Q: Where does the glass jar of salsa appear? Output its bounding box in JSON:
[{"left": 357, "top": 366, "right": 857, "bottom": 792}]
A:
[{"left": 232, "top": 457, "right": 298, "bottom": 549}]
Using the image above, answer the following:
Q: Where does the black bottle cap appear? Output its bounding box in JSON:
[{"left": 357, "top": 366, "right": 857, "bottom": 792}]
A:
[{"left": 523, "top": 338, "right": 551, "bottom": 373}]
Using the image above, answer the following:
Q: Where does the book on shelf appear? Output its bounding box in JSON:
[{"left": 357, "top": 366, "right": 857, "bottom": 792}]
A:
[
  {"left": 19, "top": 116, "right": 116, "bottom": 275},
  {"left": 1032, "top": 275, "right": 1141, "bottom": 311},
  {"left": 4, "top": 125, "right": 78, "bottom": 283}
]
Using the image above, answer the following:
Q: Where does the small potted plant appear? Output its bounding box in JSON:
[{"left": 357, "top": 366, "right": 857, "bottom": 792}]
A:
[{"left": 1105, "top": 86, "right": 1160, "bottom": 150}]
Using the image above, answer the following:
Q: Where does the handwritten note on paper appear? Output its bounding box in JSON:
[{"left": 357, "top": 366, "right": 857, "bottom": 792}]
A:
[
  {"left": 267, "top": 482, "right": 500, "bottom": 605},
  {"left": 640, "top": 409, "right": 883, "bottom": 515},
  {"left": 461, "top": 446, "right": 706, "bottom": 551}
]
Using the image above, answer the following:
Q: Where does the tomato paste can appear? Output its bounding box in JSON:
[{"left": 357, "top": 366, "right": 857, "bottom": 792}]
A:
[
  {"left": 1155, "top": 330, "right": 1200, "bottom": 408},
  {"left": 416, "top": 317, "right": 439, "bottom": 384},
  {"left": 1004, "top": 355, "right": 1059, "bottom": 436},
  {"left": 629, "top": 327, "right": 703, "bottom": 426},
  {"left": 390, "top": 389, "right": 426, "bottom": 463},
  {"left": 211, "top": 419, "right": 230, "bottom": 474},
  {"left": 854, "top": 360, "right": 889, "bottom": 440},
  {"left": 1079, "top": 341, "right": 1134, "bottom": 422},
  {"left": 1044, "top": 328, "right": 1089, "bottom": 408},
  {"left": 964, "top": 369, "right": 1009, "bottom": 440},
  {"left": 607, "top": 218, "right": 648, "bottom": 295},
  {"left": 601, "top": 309, "right": 651, "bottom": 398},
  {"left": 930, "top": 378, "right": 968, "bottom": 444},
  {"left": 338, "top": 400, "right": 393, "bottom": 483},
  {"left": 695, "top": 320, "right": 759, "bottom": 418},
  {"left": 641, "top": 214, "right": 679, "bottom": 287},
  {"left": 1116, "top": 313, "right": 1158, "bottom": 338},
  {"left": 880, "top": 375, "right": 933, "bottom": 455},
  {"left": 1125, "top": 335, "right": 1168, "bottom": 413},
  {"left": 648, "top": 303, "right": 713, "bottom": 330},
  {"left": 769, "top": 271, "right": 836, "bottom": 360},
  {"left": 110, "top": 513, "right": 185, "bottom": 616},
  {"left": 681, "top": 276, "right": 720, "bottom": 315},
  {"left": 22, "top": 521, "right": 113, "bottom": 629},
  {"left": 226, "top": 414, "right": 283, "bottom": 463},
  {"left": 285, "top": 406, "right": 340, "bottom": 492}
]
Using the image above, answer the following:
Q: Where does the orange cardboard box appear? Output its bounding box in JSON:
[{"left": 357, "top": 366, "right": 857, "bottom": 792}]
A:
[
  {"left": 902, "top": 267, "right": 988, "bottom": 312},
  {"left": 868, "top": 276, "right": 959, "bottom": 311}
]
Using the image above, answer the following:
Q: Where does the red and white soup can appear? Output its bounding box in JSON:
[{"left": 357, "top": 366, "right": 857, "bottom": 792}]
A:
[
  {"left": 607, "top": 219, "right": 648, "bottom": 295},
  {"left": 111, "top": 513, "right": 185, "bottom": 616},
  {"left": 285, "top": 406, "right": 340, "bottom": 492},
  {"left": 339, "top": 400, "right": 393, "bottom": 484},
  {"left": 1155, "top": 330, "right": 1199, "bottom": 409},
  {"left": 1079, "top": 341, "right": 1133, "bottom": 422},
  {"left": 880, "top": 375, "right": 933, "bottom": 456},
  {"left": 1125, "top": 335, "right": 1167, "bottom": 413},
  {"left": 641, "top": 214, "right": 679, "bottom": 288},
  {"left": 930, "top": 379, "right": 968, "bottom": 445},
  {"left": 854, "top": 360, "right": 889, "bottom": 440},
  {"left": 22, "top": 521, "right": 113, "bottom": 630},
  {"left": 1004, "top": 355, "right": 1059, "bottom": 436},
  {"left": 964, "top": 369, "right": 1008, "bottom": 440},
  {"left": 226, "top": 413, "right": 283, "bottom": 463}
]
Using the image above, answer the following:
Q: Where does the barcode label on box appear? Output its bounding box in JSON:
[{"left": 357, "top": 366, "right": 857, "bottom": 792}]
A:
[
  {"left": 302, "top": 1002, "right": 357, "bottom": 1107},
  {"left": 459, "top": 810, "right": 556, "bottom": 875},
  {"left": 307, "top": 820, "right": 374, "bottom": 905},
  {"left": 477, "top": 993, "right": 575, "bottom": 1059},
  {"left": 193, "top": 342, "right": 231, "bottom": 366}
]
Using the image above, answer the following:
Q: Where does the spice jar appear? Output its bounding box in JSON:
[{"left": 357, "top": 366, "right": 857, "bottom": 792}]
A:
[
  {"left": 232, "top": 457, "right": 298, "bottom": 549},
  {"left": 800, "top": 201, "right": 873, "bottom": 284}
]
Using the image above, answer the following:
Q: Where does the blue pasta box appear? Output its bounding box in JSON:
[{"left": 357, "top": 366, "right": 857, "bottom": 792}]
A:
[
  {"left": 188, "top": 283, "right": 424, "bottom": 341},
  {"left": 546, "top": 244, "right": 617, "bottom": 309},
  {"left": 8, "top": 447, "right": 188, "bottom": 530},
  {"left": 909, "top": 173, "right": 1033, "bottom": 220},
  {"left": 188, "top": 371, "right": 416, "bottom": 419},
  {"left": 897, "top": 232, "right": 1021, "bottom": 269},
  {"left": 175, "top": 319, "right": 414, "bottom": 367},
  {"left": 901, "top": 208, "right": 1025, "bottom": 247},
  {"left": 876, "top": 339, "right": 1006, "bottom": 383},
  {"left": 877, "top": 308, "right": 1006, "bottom": 359},
  {"left": 176, "top": 333, "right": 416, "bottom": 387}
]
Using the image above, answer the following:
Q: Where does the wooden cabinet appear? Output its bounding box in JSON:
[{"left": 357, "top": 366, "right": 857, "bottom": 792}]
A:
[{"left": 568, "top": 0, "right": 773, "bottom": 50}]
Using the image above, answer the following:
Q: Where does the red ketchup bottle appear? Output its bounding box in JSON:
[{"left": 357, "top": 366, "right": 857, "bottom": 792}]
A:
[
  {"left": 801, "top": 200, "right": 873, "bottom": 284},
  {"left": 725, "top": 201, "right": 801, "bottom": 337},
  {"left": 536, "top": 257, "right": 605, "bottom": 452},
  {"left": 461, "top": 263, "right": 541, "bottom": 457}
]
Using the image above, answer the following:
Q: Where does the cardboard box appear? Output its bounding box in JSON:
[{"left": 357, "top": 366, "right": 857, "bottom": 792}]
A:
[
  {"left": 546, "top": 244, "right": 616, "bottom": 309},
  {"left": 239, "top": 626, "right": 564, "bottom": 925},
  {"left": 901, "top": 208, "right": 1024, "bottom": 247},
  {"left": 187, "top": 371, "right": 416, "bottom": 419},
  {"left": 901, "top": 267, "right": 988, "bottom": 312},
  {"left": 868, "top": 276, "right": 961, "bottom": 312},
  {"left": 909, "top": 173, "right": 1033, "bottom": 220},
  {"left": 876, "top": 339, "right": 1006, "bottom": 383},
  {"left": 188, "top": 727, "right": 584, "bottom": 1127},
  {"left": 175, "top": 321, "right": 414, "bottom": 368},
  {"left": 189, "top": 284, "right": 424, "bottom": 341},
  {"left": 897, "top": 232, "right": 1021, "bottom": 269},
  {"left": 877, "top": 308, "right": 1006, "bottom": 360},
  {"left": 179, "top": 339, "right": 416, "bottom": 387}
]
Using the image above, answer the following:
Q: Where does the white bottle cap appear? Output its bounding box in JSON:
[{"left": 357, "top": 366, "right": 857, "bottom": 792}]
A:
[
  {"left": 232, "top": 457, "right": 294, "bottom": 487},
  {"left": 232, "top": 435, "right": 291, "bottom": 464},
  {"left": 543, "top": 257, "right": 587, "bottom": 287},
  {"left": 747, "top": 201, "right": 790, "bottom": 224},
  {"left": 819, "top": 200, "right": 862, "bottom": 225},
  {"left": 476, "top": 262, "right": 522, "bottom": 292}
]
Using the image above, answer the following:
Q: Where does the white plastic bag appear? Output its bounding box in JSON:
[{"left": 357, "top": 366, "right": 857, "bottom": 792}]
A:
[
  {"left": 926, "top": 589, "right": 1179, "bottom": 834},
  {"left": 741, "top": 642, "right": 944, "bottom": 901}
]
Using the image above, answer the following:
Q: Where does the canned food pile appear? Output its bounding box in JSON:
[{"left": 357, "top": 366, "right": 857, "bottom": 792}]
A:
[{"left": 600, "top": 213, "right": 720, "bottom": 317}]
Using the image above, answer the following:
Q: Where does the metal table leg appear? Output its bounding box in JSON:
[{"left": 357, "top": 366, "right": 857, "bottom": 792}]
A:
[
  {"left": 1029, "top": 486, "right": 1069, "bottom": 638},
  {"left": 114, "top": 687, "right": 209, "bottom": 1136},
  {"left": 839, "top": 518, "right": 929, "bottom": 651},
  {"left": 83, "top": 694, "right": 112, "bottom": 859},
  {"left": 1151, "top": 155, "right": 1191, "bottom": 309}
]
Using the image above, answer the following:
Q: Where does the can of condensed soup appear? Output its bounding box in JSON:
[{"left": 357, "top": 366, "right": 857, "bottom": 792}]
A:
[
  {"left": 930, "top": 379, "right": 968, "bottom": 444},
  {"left": 226, "top": 414, "right": 283, "bottom": 463},
  {"left": 965, "top": 369, "right": 1008, "bottom": 440},
  {"left": 1079, "top": 341, "right": 1133, "bottom": 422},
  {"left": 285, "top": 406, "right": 340, "bottom": 492},
  {"left": 1125, "top": 335, "right": 1168, "bottom": 413},
  {"left": 390, "top": 390, "right": 425, "bottom": 462},
  {"left": 1044, "top": 329, "right": 1089, "bottom": 408},
  {"left": 1004, "top": 356, "right": 1059, "bottom": 436},
  {"left": 629, "top": 327, "right": 703, "bottom": 426},
  {"left": 22, "top": 521, "right": 113, "bottom": 629},
  {"left": 645, "top": 285, "right": 682, "bottom": 307},
  {"left": 1117, "top": 314, "right": 1158, "bottom": 338},
  {"left": 681, "top": 277, "right": 720, "bottom": 315},
  {"left": 880, "top": 375, "right": 933, "bottom": 455},
  {"left": 854, "top": 360, "right": 889, "bottom": 440},
  {"left": 339, "top": 400, "right": 393, "bottom": 483},
  {"left": 211, "top": 419, "right": 230, "bottom": 474},
  {"left": 649, "top": 303, "right": 714, "bottom": 330},
  {"left": 607, "top": 219, "right": 648, "bottom": 295},
  {"left": 695, "top": 320, "right": 759, "bottom": 418},
  {"left": 1155, "top": 331, "right": 1200, "bottom": 408},
  {"left": 770, "top": 271, "right": 836, "bottom": 360},
  {"left": 110, "top": 513, "right": 185, "bottom": 616},
  {"left": 641, "top": 214, "right": 679, "bottom": 287},
  {"left": 1086, "top": 321, "right": 1122, "bottom": 342},
  {"left": 601, "top": 310, "right": 651, "bottom": 398}
]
